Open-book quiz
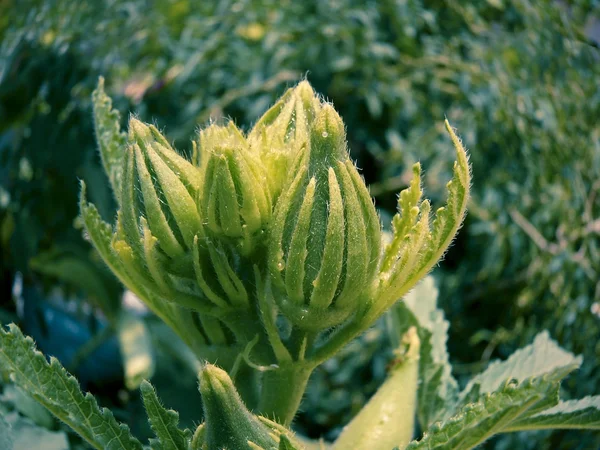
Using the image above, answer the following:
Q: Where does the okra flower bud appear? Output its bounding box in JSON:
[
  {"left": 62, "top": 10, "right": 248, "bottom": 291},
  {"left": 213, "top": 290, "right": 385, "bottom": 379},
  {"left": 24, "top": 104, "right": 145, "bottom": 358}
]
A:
[
  {"left": 121, "top": 118, "right": 201, "bottom": 259},
  {"left": 194, "top": 365, "right": 303, "bottom": 450},
  {"left": 268, "top": 104, "right": 381, "bottom": 330},
  {"left": 198, "top": 122, "right": 271, "bottom": 253},
  {"left": 84, "top": 79, "right": 470, "bottom": 400},
  {"left": 111, "top": 118, "right": 249, "bottom": 312},
  {"left": 248, "top": 81, "right": 321, "bottom": 201}
]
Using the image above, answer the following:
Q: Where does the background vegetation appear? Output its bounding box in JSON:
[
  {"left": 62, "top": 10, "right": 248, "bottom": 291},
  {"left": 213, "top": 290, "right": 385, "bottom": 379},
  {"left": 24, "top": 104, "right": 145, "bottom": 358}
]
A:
[{"left": 1, "top": 0, "right": 599, "bottom": 448}]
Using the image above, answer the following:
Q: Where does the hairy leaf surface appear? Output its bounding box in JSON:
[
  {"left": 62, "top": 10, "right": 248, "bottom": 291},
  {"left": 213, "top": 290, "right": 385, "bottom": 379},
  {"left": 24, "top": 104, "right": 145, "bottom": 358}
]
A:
[
  {"left": 405, "top": 376, "right": 560, "bottom": 450},
  {"left": 506, "top": 396, "right": 600, "bottom": 431},
  {"left": 405, "top": 333, "right": 593, "bottom": 449},
  {"left": 461, "top": 331, "right": 582, "bottom": 399},
  {"left": 375, "top": 120, "right": 471, "bottom": 313},
  {"left": 0, "top": 324, "right": 142, "bottom": 450},
  {"left": 140, "top": 381, "right": 190, "bottom": 450},
  {"left": 92, "top": 76, "right": 127, "bottom": 199}
]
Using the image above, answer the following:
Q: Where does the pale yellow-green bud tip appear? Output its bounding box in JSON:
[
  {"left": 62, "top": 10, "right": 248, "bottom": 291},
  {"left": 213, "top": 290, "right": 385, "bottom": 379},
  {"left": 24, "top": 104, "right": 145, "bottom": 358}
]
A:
[
  {"left": 128, "top": 116, "right": 153, "bottom": 143},
  {"left": 308, "top": 103, "right": 347, "bottom": 167},
  {"left": 198, "top": 365, "right": 278, "bottom": 450}
]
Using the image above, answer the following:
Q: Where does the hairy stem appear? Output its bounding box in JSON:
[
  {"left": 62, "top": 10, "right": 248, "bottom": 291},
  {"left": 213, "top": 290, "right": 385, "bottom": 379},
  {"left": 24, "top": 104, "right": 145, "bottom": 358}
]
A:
[
  {"left": 257, "top": 363, "right": 313, "bottom": 426},
  {"left": 311, "top": 313, "right": 369, "bottom": 365},
  {"left": 232, "top": 362, "right": 261, "bottom": 411}
]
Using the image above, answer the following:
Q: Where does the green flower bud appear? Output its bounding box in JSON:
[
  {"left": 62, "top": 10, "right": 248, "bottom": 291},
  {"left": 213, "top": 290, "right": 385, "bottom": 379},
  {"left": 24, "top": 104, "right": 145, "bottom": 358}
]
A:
[
  {"left": 198, "top": 122, "right": 271, "bottom": 253},
  {"left": 111, "top": 118, "right": 250, "bottom": 312},
  {"left": 268, "top": 104, "right": 381, "bottom": 330},
  {"left": 110, "top": 119, "right": 206, "bottom": 307},
  {"left": 248, "top": 81, "right": 322, "bottom": 201},
  {"left": 121, "top": 117, "right": 201, "bottom": 258},
  {"left": 195, "top": 364, "right": 303, "bottom": 450}
]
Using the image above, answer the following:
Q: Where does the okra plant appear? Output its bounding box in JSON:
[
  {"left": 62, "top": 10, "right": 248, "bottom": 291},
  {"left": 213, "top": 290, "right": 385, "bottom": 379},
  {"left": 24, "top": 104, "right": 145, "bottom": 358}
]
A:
[{"left": 0, "top": 79, "right": 598, "bottom": 450}]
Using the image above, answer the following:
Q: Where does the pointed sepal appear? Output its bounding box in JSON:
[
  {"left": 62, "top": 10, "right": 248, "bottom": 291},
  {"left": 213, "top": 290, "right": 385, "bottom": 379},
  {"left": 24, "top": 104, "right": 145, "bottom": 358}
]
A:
[
  {"left": 371, "top": 120, "right": 471, "bottom": 319},
  {"left": 92, "top": 77, "right": 127, "bottom": 200}
]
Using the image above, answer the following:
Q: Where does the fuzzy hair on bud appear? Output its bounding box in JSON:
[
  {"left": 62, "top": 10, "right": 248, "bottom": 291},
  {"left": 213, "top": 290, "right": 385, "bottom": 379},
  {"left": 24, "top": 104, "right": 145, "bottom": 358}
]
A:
[
  {"left": 267, "top": 98, "right": 381, "bottom": 330},
  {"left": 198, "top": 122, "right": 271, "bottom": 253}
]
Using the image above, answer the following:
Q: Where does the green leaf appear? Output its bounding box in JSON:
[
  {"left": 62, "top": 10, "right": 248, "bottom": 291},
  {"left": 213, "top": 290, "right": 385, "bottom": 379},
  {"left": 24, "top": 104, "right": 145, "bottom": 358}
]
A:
[
  {"left": 118, "top": 313, "right": 155, "bottom": 390},
  {"left": 0, "top": 324, "right": 143, "bottom": 450},
  {"left": 79, "top": 182, "right": 143, "bottom": 297},
  {"left": 388, "top": 276, "right": 458, "bottom": 429},
  {"left": 140, "top": 381, "right": 190, "bottom": 450},
  {"left": 379, "top": 164, "right": 423, "bottom": 276},
  {"left": 1, "top": 411, "right": 69, "bottom": 450},
  {"left": 417, "top": 120, "right": 471, "bottom": 275},
  {"left": 506, "top": 396, "right": 600, "bottom": 431},
  {"left": 92, "top": 76, "right": 127, "bottom": 200},
  {"left": 461, "top": 331, "right": 582, "bottom": 399},
  {"left": 375, "top": 121, "right": 471, "bottom": 314},
  {"left": 406, "top": 333, "right": 589, "bottom": 450},
  {"left": 405, "top": 376, "right": 561, "bottom": 450},
  {"left": 0, "top": 413, "right": 14, "bottom": 450},
  {"left": 1, "top": 384, "right": 54, "bottom": 428}
]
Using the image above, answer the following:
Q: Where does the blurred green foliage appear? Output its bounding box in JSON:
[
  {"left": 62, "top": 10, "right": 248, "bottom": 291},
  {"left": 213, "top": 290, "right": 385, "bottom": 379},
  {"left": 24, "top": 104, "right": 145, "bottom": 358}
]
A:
[{"left": 1, "top": 0, "right": 599, "bottom": 448}]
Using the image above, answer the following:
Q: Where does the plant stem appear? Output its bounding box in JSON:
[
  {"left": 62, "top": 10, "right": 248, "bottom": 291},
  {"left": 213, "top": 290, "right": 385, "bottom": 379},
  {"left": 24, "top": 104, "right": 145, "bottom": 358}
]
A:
[
  {"left": 311, "top": 314, "right": 368, "bottom": 365},
  {"left": 257, "top": 363, "right": 313, "bottom": 426},
  {"left": 233, "top": 362, "right": 260, "bottom": 411}
]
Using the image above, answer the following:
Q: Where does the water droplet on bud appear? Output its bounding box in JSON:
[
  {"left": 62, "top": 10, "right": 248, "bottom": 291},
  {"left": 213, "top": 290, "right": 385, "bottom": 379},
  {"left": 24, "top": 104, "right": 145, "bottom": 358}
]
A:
[{"left": 321, "top": 131, "right": 329, "bottom": 138}]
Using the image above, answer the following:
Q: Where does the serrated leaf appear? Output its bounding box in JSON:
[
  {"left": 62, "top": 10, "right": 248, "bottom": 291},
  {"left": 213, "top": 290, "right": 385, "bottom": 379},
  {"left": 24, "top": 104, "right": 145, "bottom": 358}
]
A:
[
  {"left": 415, "top": 120, "right": 471, "bottom": 274},
  {"left": 388, "top": 276, "right": 458, "bottom": 429},
  {"left": 406, "top": 376, "right": 561, "bottom": 450},
  {"left": 406, "top": 333, "right": 592, "bottom": 449},
  {"left": 92, "top": 76, "right": 127, "bottom": 200},
  {"left": 506, "top": 396, "right": 600, "bottom": 431},
  {"left": 375, "top": 121, "right": 470, "bottom": 313},
  {"left": 461, "top": 331, "right": 582, "bottom": 399},
  {"left": 80, "top": 182, "right": 143, "bottom": 297},
  {"left": 380, "top": 164, "right": 423, "bottom": 275},
  {"left": 0, "top": 324, "right": 143, "bottom": 450},
  {"left": 140, "top": 381, "right": 189, "bottom": 450},
  {"left": 118, "top": 313, "right": 155, "bottom": 390}
]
